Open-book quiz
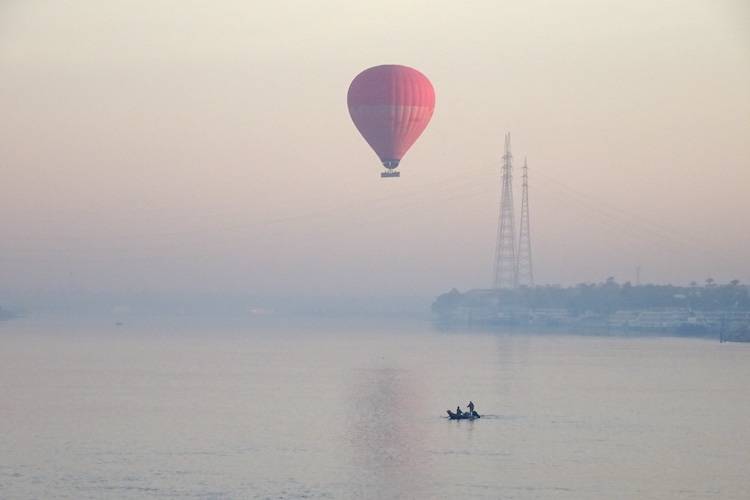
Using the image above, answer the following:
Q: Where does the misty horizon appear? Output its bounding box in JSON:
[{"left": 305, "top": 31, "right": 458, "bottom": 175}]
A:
[{"left": 3, "top": 4, "right": 750, "bottom": 499}]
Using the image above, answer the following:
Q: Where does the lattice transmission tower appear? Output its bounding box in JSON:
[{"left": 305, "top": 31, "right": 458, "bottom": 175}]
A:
[
  {"left": 517, "top": 157, "right": 534, "bottom": 286},
  {"left": 493, "top": 133, "right": 518, "bottom": 289}
]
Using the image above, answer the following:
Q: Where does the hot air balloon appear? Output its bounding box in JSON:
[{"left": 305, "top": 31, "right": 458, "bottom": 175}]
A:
[{"left": 347, "top": 65, "right": 435, "bottom": 178}]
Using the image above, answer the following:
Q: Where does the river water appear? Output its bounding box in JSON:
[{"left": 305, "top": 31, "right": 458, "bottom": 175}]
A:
[{"left": 1, "top": 317, "right": 749, "bottom": 499}]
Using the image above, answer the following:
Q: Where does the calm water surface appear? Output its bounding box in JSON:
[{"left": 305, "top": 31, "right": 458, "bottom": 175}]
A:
[{"left": 2, "top": 317, "right": 749, "bottom": 499}]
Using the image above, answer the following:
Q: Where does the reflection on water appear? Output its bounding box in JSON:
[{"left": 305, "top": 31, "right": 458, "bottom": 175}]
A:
[
  {"left": 347, "top": 367, "right": 432, "bottom": 498},
  {"left": 1, "top": 318, "right": 750, "bottom": 499}
]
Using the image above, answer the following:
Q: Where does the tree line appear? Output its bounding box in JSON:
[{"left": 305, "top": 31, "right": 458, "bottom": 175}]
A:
[{"left": 433, "top": 279, "right": 750, "bottom": 315}]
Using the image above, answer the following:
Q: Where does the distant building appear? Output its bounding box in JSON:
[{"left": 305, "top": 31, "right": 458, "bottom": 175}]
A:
[{"left": 432, "top": 282, "right": 750, "bottom": 341}]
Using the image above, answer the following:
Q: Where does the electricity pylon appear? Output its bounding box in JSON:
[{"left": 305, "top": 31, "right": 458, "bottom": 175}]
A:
[
  {"left": 517, "top": 157, "right": 534, "bottom": 287},
  {"left": 493, "top": 133, "right": 517, "bottom": 289}
]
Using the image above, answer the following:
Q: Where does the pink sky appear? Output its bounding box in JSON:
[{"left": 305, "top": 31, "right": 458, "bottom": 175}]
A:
[{"left": 1, "top": 0, "right": 748, "bottom": 298}]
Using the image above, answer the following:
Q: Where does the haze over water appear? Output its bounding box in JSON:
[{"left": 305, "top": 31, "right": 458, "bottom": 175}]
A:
[
  {"left": 2, "top": 318, "right": 749, "bottom": 499},
  {"left": 2, "top": 2, "right": 750, "bottom": 499}
]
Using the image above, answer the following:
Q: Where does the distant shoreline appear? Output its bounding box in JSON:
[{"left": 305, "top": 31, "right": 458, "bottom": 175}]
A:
[{"left": 432, "top": 283, "right": 750, "bottom": 343}]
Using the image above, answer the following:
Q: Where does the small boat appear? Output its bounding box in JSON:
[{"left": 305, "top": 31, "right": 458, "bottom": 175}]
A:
[{"left": 446, "top": 410, "right": 480, "bottom": 420}]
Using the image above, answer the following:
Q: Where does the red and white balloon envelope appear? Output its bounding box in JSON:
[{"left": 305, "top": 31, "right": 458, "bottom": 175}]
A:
[{"left": 347, "top": 65, "right": 435, "bottom": 178}]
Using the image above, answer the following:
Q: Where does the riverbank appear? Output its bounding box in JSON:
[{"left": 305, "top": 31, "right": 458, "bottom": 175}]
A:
[{"left": 432, "top": 285, "right": 750, "bottom": 342}]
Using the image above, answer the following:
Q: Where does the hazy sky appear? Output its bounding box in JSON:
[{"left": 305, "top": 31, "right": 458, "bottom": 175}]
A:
[{"left": 1, "top": 0, "right": 749, "bottom": 302}]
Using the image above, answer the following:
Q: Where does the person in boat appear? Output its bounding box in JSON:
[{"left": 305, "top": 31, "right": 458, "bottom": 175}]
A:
[
  {"left": 468, "top": 401, "right": 475, "bottom": 414},
  {"left": 455, "top": 405, "right": 463, "bottom": 416}
]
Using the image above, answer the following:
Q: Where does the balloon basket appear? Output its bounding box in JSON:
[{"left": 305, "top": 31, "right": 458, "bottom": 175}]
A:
[{"left": 381, "top": 171, "right": 400, "bottom": 178}]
